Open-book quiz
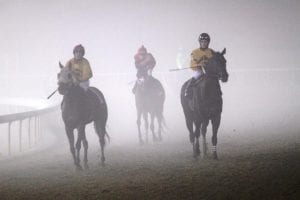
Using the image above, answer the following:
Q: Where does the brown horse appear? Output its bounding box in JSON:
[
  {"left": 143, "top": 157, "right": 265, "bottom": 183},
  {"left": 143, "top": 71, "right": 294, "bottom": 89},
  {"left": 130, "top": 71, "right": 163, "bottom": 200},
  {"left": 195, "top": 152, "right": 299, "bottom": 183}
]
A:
[
  {"left": 181, "top": 49, "right": 228, "bottom": 159},
  {"left": 57, "top": 63, "right": 108, "bottom": 170},
  {"left": 134, "top": 76, "right": 165, "bottom": 144}
]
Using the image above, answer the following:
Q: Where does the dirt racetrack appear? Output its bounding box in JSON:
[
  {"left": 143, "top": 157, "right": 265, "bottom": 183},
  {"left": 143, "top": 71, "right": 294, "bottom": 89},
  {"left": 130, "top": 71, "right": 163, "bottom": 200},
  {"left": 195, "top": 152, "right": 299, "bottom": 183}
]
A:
[
  {"left": 0, "top": 70, "right": 299, "bottom": 200},
  {"left": 0, "top": 126, "right": 299, "bottom": 200}
]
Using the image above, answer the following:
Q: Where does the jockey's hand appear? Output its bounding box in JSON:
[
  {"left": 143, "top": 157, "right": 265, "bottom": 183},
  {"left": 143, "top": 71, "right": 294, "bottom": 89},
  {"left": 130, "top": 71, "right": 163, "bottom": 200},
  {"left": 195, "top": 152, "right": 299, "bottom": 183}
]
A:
[
  {"left": 72, "top": 76, "right": 80, "bottom": 85},
  {"left": 199, "top": 59, "right": 208, "bottom": 67}
]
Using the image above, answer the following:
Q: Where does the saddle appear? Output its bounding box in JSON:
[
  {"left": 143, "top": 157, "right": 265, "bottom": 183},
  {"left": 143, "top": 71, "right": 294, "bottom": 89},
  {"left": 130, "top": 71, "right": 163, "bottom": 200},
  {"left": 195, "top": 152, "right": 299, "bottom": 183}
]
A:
[
  {"left": 134, "top": 76, "right": 162, "bottom": 95},
  {"left": 87, "top": 87, "right": 105, "bottom": 104}
]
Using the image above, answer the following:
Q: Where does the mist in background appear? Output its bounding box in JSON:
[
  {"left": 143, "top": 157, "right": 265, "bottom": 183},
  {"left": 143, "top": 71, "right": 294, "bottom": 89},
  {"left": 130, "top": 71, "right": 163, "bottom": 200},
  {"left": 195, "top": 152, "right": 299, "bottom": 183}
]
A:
[{"left": 0, "top": 0, "right": 300, "bottom": 151}]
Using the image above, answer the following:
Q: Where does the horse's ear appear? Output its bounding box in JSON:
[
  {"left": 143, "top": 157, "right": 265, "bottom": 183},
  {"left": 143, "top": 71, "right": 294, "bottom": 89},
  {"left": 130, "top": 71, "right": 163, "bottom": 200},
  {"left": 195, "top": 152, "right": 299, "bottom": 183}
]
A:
[
  {"left": 221, "top": 48, "right": 226, "bottom": 55},
  {"left": 59, "top": 62, "right": 64, "bottom": 69}
]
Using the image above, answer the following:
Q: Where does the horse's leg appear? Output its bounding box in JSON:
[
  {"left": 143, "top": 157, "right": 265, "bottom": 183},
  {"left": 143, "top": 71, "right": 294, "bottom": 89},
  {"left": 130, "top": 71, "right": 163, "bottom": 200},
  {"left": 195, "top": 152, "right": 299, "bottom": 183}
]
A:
[
  {"left": 201, "top": 119, "right": 209, "bottom": 158},
  {"left": 211, "top": 114, "right": 221, "bottom": 160},
  {"left": 156, "top": 112, "right": 163, "bottom": 141},
  {"left": 150, "top": 113, "right": 157, "bottom": 142},
  {"left": 193, "top": 119, "right": 201, "bottom": 158},
  {"left": 185, "top": 115, "right": 194, "bottom": 144},
  {"left": 76, "top": 127, "right": 83, "bottom": 167},
  {"left": 143, "top": 112, "right": 149, "bottom": 143},
  {"left": 95, "top": 121, "right": 106, "bottom": 166},
  {"left": 65, "top": 127, "right": 81, "bottom": 170},
  {"left": 79, "top": 125, "right": 89, "bottom": 170},
  {"left": 137, "top": 110, "right": 143, "bottom": 144}
]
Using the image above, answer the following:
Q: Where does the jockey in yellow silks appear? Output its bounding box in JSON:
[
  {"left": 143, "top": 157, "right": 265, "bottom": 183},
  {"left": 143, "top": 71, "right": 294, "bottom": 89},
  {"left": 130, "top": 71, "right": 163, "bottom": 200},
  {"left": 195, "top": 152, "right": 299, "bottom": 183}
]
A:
[
  {"left": 185, "top": 33, "right": 215, "bottom": 97},
  {"left": 65, "top": 44, "right": 93, "bottom": 91}
]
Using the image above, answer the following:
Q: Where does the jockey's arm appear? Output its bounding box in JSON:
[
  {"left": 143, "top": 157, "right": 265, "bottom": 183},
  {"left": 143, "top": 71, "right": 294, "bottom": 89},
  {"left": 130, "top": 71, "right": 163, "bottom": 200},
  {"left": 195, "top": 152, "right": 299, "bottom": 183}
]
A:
[
  {"left": 79, "top": 60, "right": 93, "bottom": 82},
  {"left": 190, "top": 57, "right": 202, "bottom": 71},
  {"left": 190, "top": 53, "right": 208, "bottom": 71}
]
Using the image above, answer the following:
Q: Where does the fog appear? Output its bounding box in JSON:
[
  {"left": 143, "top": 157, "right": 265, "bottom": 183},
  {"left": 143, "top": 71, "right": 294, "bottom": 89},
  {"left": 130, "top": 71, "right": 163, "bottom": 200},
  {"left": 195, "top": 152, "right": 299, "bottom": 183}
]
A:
[{"left": 0, "top": 0, "right": 300, "bottom": 154}]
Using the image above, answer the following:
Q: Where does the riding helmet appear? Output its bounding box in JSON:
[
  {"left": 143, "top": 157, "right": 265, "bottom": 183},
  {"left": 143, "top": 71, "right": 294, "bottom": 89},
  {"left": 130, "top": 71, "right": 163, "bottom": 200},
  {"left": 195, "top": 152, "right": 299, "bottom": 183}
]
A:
[
  {"left": 73, "top": 44, "right": 85, "bottom": 56},
  {"left": 138, "top": 45, "right": 147, "bottom": 54},
  {"left": 198, "top": 33, "right": 210, "bottom": 43}
]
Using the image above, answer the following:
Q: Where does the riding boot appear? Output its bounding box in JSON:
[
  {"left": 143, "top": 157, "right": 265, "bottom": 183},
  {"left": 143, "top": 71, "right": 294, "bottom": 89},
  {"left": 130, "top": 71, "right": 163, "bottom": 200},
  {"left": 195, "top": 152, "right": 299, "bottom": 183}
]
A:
[
  {"left": 184, "top": 78, "right": 196, "bottom": 98},
  {"left": 132, "top": 81, "right": 138, "bottom": 94}
]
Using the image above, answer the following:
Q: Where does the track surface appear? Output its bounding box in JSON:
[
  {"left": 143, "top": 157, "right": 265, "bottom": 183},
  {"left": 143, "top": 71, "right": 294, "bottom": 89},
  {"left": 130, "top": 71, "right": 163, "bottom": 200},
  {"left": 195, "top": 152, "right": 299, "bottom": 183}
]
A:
[{"left": 0, "top": 127, "right": 299, "bottom": 200}]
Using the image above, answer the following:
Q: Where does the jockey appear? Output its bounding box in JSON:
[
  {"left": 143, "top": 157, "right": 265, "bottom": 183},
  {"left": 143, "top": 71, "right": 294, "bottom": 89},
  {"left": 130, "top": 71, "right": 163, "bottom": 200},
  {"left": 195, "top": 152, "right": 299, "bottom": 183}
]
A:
[
  {"left": 65, "top": 44, "right": 93, "bottom": 91},
  {"left": 184, "top": 33, "right": 214, "bottom": 97},
  {"left": 132, "top": 45, "right": 156, "bottom": 93}
]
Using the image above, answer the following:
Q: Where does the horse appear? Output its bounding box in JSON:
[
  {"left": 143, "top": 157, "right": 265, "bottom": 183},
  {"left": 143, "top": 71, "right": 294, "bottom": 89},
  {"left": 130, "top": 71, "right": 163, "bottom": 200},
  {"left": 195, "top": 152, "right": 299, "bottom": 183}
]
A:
[
  {"left": 134, "top": 76, "right": 165, "bottom": 144},
  {"left": 57, "top": 62, "right": 108, "bottom": 170},
  {"left": 180, "top": 48, "right": 228, "bottom": 159}
]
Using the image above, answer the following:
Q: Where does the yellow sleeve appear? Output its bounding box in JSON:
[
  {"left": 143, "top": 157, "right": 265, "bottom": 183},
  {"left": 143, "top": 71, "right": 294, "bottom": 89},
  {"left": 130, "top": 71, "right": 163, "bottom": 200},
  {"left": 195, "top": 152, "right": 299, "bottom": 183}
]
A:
[
  {"left": 190, "top": 52, "right": 199, "bottom": 71},
  {"left": 80, "top": 59, "right": 93, "bottom": 82}
]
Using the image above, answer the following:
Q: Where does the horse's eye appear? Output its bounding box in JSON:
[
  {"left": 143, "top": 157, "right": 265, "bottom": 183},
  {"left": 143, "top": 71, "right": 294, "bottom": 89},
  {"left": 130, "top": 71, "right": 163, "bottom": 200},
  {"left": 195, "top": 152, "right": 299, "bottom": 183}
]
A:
[{"left": 68, "top": 73, "right": 72, "bottom": 79}]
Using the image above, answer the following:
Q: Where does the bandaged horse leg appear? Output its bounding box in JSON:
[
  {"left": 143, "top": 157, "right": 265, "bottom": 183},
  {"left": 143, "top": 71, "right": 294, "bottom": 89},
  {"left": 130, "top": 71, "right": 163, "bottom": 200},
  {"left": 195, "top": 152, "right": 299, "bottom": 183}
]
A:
[
  {"left": 75, "top": 129, "right": 82, "bottom": 166},
  {"left": 143, "top": 112, "right": 149, "bottom": 143},
  {"left": 136, "top": 110, "right": 143, "bottom": 144},
  {"left": 211, "top": 114, "right": 221, "bottom": 159},
  {"left": 193, "top": 118, "right": 201, "bottom": 158},
  {"left": 157, "top": 113, "right": 163, "bottom": 141},
  {"left": 150, "top": 113, "right": 157, "bottom": 142},
  {"left": 201, "top": 119, "right": 209, "bottom": 157}
]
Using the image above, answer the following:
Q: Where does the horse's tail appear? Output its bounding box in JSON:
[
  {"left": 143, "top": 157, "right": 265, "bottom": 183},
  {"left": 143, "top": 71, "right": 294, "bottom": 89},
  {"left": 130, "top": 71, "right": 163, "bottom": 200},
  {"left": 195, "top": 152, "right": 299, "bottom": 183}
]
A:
[
  {"left": 94, "top": 122, "right": 110, "bottom": 147},
  {"left": 89, "top": 87, "right": 109, "bottom": 146}
]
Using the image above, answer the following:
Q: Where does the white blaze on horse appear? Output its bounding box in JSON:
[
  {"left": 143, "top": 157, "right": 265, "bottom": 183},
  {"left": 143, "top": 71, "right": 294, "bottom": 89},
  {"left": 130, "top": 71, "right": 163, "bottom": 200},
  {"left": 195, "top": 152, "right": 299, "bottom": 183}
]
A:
[{"left": 57, "top": 62, "right": 109, "bottom": 170}]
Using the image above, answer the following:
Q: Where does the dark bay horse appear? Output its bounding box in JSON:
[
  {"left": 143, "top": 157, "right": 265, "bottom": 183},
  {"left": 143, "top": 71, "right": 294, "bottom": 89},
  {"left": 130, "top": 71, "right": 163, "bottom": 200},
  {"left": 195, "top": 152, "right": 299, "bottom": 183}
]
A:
[
  {"left": 181, "top": 48, "right": 228, "bottom": 159},
  {"left": 57, "top": 63, "right": 108, "bottom": 169},
  {"left": 134, "top": 76, "right": 165, "bottom": 144}
]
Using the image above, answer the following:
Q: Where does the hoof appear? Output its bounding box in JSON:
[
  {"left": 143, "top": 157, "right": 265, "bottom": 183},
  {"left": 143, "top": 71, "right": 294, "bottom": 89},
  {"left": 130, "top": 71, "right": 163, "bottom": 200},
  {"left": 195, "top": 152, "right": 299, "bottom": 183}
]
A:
[
  {"left": 153, "top": 136, "right": 159, "bottom": 142},
  {"left": 193, "top": 149, "right": 200, "bottom": 158},
  {"left": 193, "top": 145, "right": 200, "bottom": 158},
  {"left": 75, "top": 164, "right": 83, "bottom": 171},
  {"left": 100, "top": 161, "right": 106, "bottom": 167},
  {"left": 101, "top": 157, "right": 106, "bottom": 166},
  {"left": 213, "top": 152, "right": 218, "bottom": 160},
  {"left": 84, "top": 163, "right": 90, "bottom": 170},
  {"left": 139, "top": 139, "right": 144, "bottom": 145},
  {"left": 193, "top": 152, "right": 200, "bottom": 158},
  {"left": 189, "top": 135, "right": 195, "bottom": 143}
]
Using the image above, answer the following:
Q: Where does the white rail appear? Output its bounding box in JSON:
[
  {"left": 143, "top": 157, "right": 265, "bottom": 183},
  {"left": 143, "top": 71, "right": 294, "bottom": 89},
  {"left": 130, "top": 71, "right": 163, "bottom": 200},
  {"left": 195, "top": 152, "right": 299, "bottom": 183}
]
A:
[{"left": 0, "top": 105, "right": 58, "bottom": 155}]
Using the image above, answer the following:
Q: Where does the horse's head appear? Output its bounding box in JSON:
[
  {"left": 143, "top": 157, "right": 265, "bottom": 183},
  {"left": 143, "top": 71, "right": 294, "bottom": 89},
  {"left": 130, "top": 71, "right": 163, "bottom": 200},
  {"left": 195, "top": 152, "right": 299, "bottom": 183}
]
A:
[
  {"left": 57, "top": 62, "right": 76, "bottom": 95},
  {"left": 205, "top": 48, "right": 229, "bottom": 82}
]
